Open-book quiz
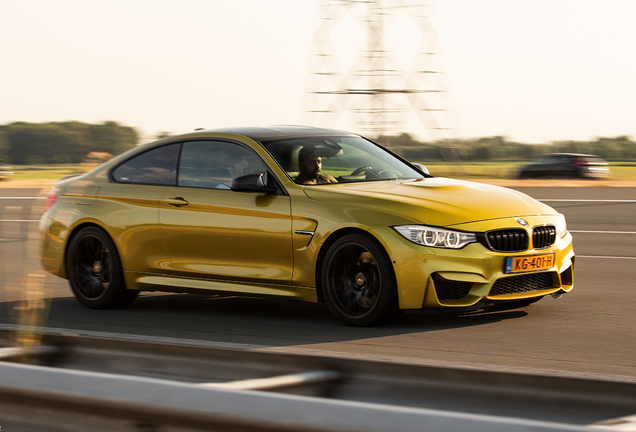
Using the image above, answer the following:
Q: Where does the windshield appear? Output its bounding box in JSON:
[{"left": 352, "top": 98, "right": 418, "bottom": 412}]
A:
[{"left": 263, "top": 135, "right": 425, "bottom": 185}]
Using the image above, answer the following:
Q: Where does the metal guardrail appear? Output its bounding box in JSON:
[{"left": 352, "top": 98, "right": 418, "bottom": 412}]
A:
[
  {"left": 0, "top": 330, "right": 635, "bottom": 431},
  {"left": 0, "top": 360, "right": 600, "bottom": 432}
]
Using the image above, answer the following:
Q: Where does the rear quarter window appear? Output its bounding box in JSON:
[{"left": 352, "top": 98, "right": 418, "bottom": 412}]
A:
[{"left": 112, "top": 143, "right": 180, "bottom": 186}]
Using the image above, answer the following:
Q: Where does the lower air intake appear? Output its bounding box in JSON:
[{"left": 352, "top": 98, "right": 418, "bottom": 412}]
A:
[{"left": 489, "top": 272, "right": 553, "bottom": 296}]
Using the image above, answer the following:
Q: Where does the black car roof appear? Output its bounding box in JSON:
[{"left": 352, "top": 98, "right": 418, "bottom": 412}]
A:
[{"left": 204, "top": 125, "right": 357, "bottom": 142}]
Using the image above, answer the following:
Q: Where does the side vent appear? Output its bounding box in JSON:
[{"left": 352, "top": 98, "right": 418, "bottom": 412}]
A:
[{"left": 434, "top": 278, "right": 473, "bottom": 300}]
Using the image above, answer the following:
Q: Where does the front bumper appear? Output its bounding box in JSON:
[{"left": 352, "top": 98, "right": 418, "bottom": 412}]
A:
[{"left": 372, "top": 226, "right": 575, "bottom": 310}]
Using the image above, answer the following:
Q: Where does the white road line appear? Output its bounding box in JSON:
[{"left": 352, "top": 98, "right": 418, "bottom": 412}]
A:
[
  {"left": 571, "top": 230, "right": 636, "bottom": 234},
  {"left": 539, "top": 199, "right": 636, "bottom": 203},
  {"left": 590, "top": 414, "right": 636, "bottom": 431},
  {"left": 0, "top": 197, "right": 45, "bottom": 199},
  {"left": 0, "top": 219, "right": 40, "bottom": 222},
  {"left": 0, "top": 323, "right": 266, "bottom": 351},
  {"left": 578, "top": 255, "right": 636, "bottom": 260}
]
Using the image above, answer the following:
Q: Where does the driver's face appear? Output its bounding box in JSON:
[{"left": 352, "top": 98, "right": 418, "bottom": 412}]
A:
[{"left": 299, "top": 156, "right": 322, "bottom": 180}]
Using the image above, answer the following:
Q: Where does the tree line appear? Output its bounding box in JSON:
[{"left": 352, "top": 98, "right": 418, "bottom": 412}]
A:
[
  {"left": 379, "top": 134, "right": 636, "bottom": 163},
  {"left": 0, "top": 121, "right": 634, "bottom": 164},
  {"left": 0, "top": 121, "right": 138, "bottom": 164}
]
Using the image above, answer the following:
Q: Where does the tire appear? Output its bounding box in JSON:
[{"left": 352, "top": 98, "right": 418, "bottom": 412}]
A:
[
  {"left": 321, "top": 233, "right": 401, "bottom": 326},
  {"left": 66, "top": 226, "right": 138, "bottom": 309}
]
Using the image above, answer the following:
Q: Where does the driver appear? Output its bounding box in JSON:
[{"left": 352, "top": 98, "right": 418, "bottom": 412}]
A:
[{"left": 295, "top": 146, "right": 337, "bottom": 185}]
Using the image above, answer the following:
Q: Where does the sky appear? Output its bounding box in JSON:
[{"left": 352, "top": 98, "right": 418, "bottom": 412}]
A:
[{"left": 1, "top": 0, "right": 635, "bottom": 144}]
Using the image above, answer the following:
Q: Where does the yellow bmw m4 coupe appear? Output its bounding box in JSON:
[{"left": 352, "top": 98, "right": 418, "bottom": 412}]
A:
[{"left": 40, "top": 126, "right": 574, "bottom": 326}]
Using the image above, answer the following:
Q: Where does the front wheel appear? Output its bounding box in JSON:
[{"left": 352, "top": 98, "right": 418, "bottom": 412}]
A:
[
  {"left": 321, "top": 233, "right": 401, "bottom": 326},
  {"left": 66, "top": 226, "right": 138, "bottom": 309}
]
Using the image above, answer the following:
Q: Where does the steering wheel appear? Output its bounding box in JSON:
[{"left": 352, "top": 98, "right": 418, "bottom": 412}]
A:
[
  {"left": 351, "top": 166, "right": 373, "bottom": 176},
  {"left": 378, "top": 170, "right": 400, "bottom": 179}
]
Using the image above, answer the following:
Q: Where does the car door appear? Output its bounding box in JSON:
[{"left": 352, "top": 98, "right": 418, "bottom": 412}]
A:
[
  {"left": 159, "top": 140, "right": 294, "bottom": 285},
  {"left": 107, "top": 142, "right": 181, "bottom": 275}
]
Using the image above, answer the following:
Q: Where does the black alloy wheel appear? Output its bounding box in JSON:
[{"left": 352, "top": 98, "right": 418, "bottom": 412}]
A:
[
  {"left": 321, "top": 233, "right": 400, "bottom": 326},
  {"left": 66, "top": 226, "right": 138, "bottom": 309}
]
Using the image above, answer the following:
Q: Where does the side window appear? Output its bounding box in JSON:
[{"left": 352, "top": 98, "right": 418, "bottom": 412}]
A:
[
  {"left": 112, "top": 143, "right": 180, "bottom": 186},
  {"left": 178, "top": 141, "right": 267, "bottom": 189}
]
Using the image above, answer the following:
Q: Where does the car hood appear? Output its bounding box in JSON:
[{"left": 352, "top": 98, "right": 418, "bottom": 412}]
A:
[{"left": 302, "top": 177, "right": 555, "bottom": 227}]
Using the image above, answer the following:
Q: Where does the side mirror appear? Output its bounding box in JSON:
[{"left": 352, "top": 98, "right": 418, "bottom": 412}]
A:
[
  {"left": 230, "top": 172, "right": 278, "bottom": 194},
  {"left": 412, "top": 163, "right": 430, "bottom": 175}
]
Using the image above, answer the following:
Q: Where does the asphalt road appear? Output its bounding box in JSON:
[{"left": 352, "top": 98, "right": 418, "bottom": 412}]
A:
[{"left": 1, "top": 186, "right": 635, "bottom": 379}]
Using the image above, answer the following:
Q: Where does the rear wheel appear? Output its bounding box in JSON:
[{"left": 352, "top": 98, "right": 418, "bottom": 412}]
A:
[
  {"left": 66, "top": 226, "right": 138, "bottom": 309},
  {"left": 321, "top": 233, "right": 400, "bottom": 326}
]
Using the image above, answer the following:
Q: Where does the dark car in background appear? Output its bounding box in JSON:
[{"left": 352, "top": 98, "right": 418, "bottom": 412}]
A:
[{"left": 518, "top": 153, "right": 610, "bottom": 179}]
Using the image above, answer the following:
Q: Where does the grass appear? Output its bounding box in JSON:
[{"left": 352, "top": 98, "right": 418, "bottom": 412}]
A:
[
  {"left": 6, "top": 165, "right": 83, "bottom": 181},
  {"left": 415, "top": 161, "right": 636, "bottom": 180},
  {"left": 419, "top": 162, "right": 524, "bottom": 179},
  {"left": 3, "top": 162, "right": 636, "bottom": 182},
  {"left": 603, "top": 166, "right": 636, "bottom": 180}
]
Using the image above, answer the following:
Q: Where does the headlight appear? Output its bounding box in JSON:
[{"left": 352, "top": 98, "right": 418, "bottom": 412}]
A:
[
  {"left": 394, "top": 225, "right": 477, "bottom": 249},
  {"left": 556, "top": 213, "right": 568, "bottom": 238}
]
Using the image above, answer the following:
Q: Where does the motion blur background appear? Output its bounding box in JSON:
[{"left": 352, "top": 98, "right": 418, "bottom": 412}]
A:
[
  {"left": 1, "top": 4, "right": 636, "bottom": 429},
  {"left": 1, "top": 0, "right": 635, "bottom": 173}
]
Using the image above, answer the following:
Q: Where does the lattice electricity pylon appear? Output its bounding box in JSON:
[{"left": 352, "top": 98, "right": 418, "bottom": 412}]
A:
[{"left": 300, "top": 0, "right": 460, "bottom": 149}]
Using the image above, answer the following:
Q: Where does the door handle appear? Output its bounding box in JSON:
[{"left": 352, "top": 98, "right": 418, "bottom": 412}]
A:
[{"left": 166, "top": 197, "right": 189, "bottom": 208}]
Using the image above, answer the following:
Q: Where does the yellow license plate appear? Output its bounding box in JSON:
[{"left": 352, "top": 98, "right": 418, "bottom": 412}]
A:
[{"left": 506, "top": 253, "right": 555, "bottom": 273}]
